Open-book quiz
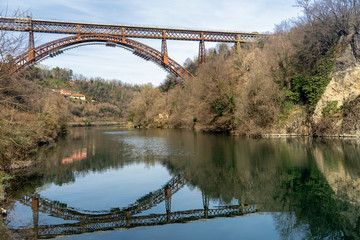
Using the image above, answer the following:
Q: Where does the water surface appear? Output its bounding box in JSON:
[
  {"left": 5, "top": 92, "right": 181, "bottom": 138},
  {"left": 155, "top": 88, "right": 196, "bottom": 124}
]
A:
[{"left": 5, "top": 127, "right": 360, "bottom": 239}]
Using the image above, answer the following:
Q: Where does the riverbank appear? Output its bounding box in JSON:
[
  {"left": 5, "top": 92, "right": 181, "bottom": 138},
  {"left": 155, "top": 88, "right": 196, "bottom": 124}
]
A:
[
  {"left": 0, "top": 172, "right": 14, "bottom": 240},
  {"left": 261, "top": 133, "right": 360, "bottom": 138},
  {"left": 68, "top": 121, "right": 129, "bottom": 127}
]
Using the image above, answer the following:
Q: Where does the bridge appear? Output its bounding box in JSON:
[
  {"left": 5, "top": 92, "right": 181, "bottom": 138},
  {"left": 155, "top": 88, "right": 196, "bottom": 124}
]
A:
[
  {"left": 9, "top": 174, "right": 258, "bottom": 238},
  {"left": 0, "top": 17, "right": 267, "bottom": 81}
]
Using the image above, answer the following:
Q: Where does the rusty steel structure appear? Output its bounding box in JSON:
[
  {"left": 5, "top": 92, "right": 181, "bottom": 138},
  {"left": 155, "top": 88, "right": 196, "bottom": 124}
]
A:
[
  {"left": 13, "top": 173, "right": 257, "bottom": 238},
  {"left": 10, "top": 34, "right": 194, "bottom": 81},
  {"left": 0, "top": 17, "right": 267, "bottom": 80},
  {"left": 13, "top": 205, "right": 258, "bottom": 238},
  {"left": 19, "top": 174, "right": 190, "bottom": 222}
]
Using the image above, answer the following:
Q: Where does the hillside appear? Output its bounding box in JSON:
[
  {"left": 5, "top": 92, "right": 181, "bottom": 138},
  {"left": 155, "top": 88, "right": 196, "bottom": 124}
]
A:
[
  {"left": 128, "top": 0, "right": 360, "bottom": 137},
  {"left": 0, "top": 66, "right": 138, "bottom": 170},
  {"left": 31, "top": 66, "right": 137, "bottom": 125}
]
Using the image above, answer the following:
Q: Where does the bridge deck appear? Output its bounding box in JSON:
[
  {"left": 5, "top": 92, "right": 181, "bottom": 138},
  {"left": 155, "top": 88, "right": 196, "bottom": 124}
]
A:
[
  {"left": 0, "top": 17, "right": 267, "bottom": 43},
  {"left": 12, "top": 205, "right": 258, "bottom": 238}
]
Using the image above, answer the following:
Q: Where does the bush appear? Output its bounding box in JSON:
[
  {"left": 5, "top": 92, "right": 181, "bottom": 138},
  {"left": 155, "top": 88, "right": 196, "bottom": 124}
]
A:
[{"left": 322, "top": 101, "right": 339, "bottom": 117}]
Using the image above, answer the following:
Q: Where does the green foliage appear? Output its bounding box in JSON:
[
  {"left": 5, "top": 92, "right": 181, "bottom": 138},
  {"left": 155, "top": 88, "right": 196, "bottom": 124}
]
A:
[
  {"left": 284, "top": 88, "right": 301, "bottom": 104},
  {"left": 0, "top": 172, "right": 12, "bottom": 201},
  {"left": 322, "top": 101, "right": 339, "bottom": 117},
  {"left": 288, "top": 51, "right": 335, "bottom": 112},
  {"left": 279, "top": 167, "right": 342, "bottom": 237},
  {"left": 278, "top": 101, "right": 296, "bottom": 122},
  {"left": 211, "top": 101, "right": 226, "bottom": 116},
  {"left": 127, "top": 111, "right": 135, "bottom": 122},
  {"left": 75, "top": 77, "right": 135, "bottom": 117}
]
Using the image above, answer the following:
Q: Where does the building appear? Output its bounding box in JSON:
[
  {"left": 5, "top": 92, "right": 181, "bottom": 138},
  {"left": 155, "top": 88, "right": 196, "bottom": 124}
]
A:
[
  {"left": 70, "top": 93, "right": 86, "bottom": 101},
  {"left": 52, "top": 89, "right": 86, "bottom": 101}
]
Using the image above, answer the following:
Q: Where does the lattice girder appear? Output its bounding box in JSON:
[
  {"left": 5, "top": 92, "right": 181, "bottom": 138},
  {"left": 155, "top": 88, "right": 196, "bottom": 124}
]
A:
[
  {"left": 9, "top": 34, "right": 194, "bottom": 82},
  {"left": 0, "top": 17, "right": 268, "bottom": 43}
]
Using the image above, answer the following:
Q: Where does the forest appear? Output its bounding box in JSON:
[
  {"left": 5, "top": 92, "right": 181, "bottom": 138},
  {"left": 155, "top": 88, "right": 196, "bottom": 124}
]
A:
[{"left": 129, "top": 0, "right": 360, "bottom": 136}]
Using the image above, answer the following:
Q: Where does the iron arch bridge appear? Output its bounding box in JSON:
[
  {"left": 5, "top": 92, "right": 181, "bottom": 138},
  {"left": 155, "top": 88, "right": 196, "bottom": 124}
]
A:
[
  {"left": 9, "top": 34, "right": 194, "bottom": 81},
  {"left": 10, "top": 174, "right": 258, "bottom": 239},
  {"left": 0, "top": 17, "right": 268, "bottom": 81}
]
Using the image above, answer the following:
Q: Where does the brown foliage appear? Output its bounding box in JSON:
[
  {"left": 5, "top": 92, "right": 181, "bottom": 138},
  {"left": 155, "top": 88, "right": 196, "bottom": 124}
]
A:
[
  {"left": 234, "top": 45, "right": 283, "bottom": 135},
  {"left": 0, "top": 70, "right": 70, "bottom": 168},
  {"left": 341, "top": 96, "right": 360, "bottom": 133},
  {"left": 129, "top": 43, "right": 285, "bottom": 134},
  {"left": 128, "top": 85, "right": 162, "bottom": 127},
  {"left": 187, "top": 50, "right": 237, "bottom": 131}
]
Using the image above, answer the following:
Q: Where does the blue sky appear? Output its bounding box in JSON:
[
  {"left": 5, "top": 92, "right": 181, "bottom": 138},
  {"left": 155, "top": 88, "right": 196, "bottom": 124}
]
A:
[{"left": 1, "top": 0, "right": 302, "bottom": 85}]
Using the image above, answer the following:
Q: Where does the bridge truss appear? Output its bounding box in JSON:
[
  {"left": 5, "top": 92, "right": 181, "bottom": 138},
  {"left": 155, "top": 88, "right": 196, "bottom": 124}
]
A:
[
  {"left": 0, "top": 17, "right": 267, "bottom": 80},
  {"left": 20, "top": 174, "right": 189, "bottom": 222},
  {"left": 13, "top": 205, "right": 258, "bottom": 239},
  {"left": 11, "top": 173, "right": 258, "bottom": 238}
]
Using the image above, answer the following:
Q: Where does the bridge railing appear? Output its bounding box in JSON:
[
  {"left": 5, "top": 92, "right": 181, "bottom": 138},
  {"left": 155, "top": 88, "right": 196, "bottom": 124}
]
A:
[{"left": 0, "top": 17, "right": 268, "bottom": 43}]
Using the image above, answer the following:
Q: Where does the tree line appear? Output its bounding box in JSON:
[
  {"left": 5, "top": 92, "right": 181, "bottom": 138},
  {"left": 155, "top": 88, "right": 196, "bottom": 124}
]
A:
[{"left": 129, "top": 0, "right": 360, "bottom": 135}]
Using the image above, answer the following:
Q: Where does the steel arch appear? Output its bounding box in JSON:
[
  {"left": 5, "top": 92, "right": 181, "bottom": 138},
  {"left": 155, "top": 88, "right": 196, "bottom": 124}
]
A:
[{"left": 9, "top": 34, "right": 194, "bottom": 81}]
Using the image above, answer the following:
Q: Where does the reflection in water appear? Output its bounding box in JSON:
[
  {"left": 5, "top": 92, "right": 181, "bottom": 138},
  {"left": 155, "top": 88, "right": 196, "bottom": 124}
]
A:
[
  {"left": 4, "top": 128, "right": 360, "bottom": 239},
  {"left": 61, "top": 148, "right": 87, "bottom": 165},
  {"left": 14, "top": 174, "right": 257, "bottom": 239}
]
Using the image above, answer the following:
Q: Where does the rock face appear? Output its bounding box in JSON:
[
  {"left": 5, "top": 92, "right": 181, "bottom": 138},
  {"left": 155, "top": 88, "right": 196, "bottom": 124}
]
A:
[
  {"left": 313, "top": 34, "right": 360, "bottom": 127},
  {"left": 351, "top": 33, "right": 360, "bottom": 61}
]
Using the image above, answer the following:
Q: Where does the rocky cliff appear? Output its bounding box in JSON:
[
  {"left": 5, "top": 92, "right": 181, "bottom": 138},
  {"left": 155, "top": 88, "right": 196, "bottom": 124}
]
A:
[{"left": 313, "top": 34, "right": 360, "bottom": 135}]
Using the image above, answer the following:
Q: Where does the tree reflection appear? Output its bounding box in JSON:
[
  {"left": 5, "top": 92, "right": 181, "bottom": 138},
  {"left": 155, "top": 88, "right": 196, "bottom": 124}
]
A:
[
  {"left": 7, "top": 128, "right": 360, "bottom": 239},
  {"left": 274, "top": 167, "right": 343, "bottom": 239}
]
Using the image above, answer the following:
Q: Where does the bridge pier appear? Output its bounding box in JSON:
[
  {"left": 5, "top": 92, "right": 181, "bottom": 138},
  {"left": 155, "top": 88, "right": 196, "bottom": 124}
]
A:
[
  {"left": 126, "top": 211, "right": 130, "bottom": 227},
  {"left": 31, "top": 196, "right": 39, "bottom": 239},
  {"left": 165, "top": 187, "right": 172, "bottom": 223},
  {"left": 27, "top": 17, "right": 35, "bottom": 62},
  {"left": 198, "top": 33, "right": 206, "bottom": 65},
  {"left": 161, "top": 30, "right": 169, "bottom": 65},
  {"left": 28, "top": 18, "right": 35, "bottom": 62},
  {"left": 121, "top": 27, "right": 126, "bottom": 43},
  {"left": 235, "top": 34, "right": 241, "bottom": 52},
  {"left": 202, "top": 192, "right": 209, "bottom": 218}
]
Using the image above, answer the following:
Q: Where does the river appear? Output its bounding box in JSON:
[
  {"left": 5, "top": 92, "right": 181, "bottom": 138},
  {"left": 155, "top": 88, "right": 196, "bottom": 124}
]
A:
[{"left": 4, "top": 127, "right": 360, "bottom": 239}]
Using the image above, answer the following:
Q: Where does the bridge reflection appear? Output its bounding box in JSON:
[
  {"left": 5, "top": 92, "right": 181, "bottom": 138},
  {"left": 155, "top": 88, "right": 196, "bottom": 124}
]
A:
[
  {"left": 12, "top": 174, "right": 258, "bottom": 239},
  {"left": 14, "top": 205, "right": 256, "bottom": 239}
]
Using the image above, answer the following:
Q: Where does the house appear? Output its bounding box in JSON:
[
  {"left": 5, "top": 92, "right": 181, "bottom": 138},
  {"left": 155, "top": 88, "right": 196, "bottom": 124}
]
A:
[
  {"left": 70, "top": 93, "right": 86, "bottom": 101},
  {"left": 52, "top": 89, "right": 86, "bottom": 101}
]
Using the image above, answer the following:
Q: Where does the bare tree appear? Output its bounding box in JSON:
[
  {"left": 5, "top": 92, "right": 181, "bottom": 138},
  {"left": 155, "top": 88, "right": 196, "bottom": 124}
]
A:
[
  {"left": 0, "top": 9, "right": 27, "bottom": 73},
  {"left": 293, "top": 0, "right": 360, "bottom": 68},
  {"left": 296, "top": 0, "right": 360, "bottom": 36}
]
